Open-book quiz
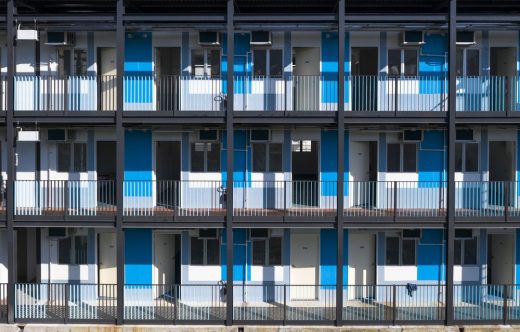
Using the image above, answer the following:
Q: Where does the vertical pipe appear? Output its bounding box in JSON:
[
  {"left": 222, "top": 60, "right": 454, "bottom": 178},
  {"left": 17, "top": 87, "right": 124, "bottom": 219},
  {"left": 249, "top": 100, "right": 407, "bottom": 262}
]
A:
[
  {"left": 225, "top": 0, "right": 235, "bottom": 326},
  {"left": 336, "top": 0, "right": 345, "bottom": 326},
  {"left": 446, "top": 0, "right": 457, "bottom": 325},
  {"left": 116, "top": 0, "right": 126, "bottom": 325},
  {"left": 6, "top": 0, "right": 16, "bottom": 324}
]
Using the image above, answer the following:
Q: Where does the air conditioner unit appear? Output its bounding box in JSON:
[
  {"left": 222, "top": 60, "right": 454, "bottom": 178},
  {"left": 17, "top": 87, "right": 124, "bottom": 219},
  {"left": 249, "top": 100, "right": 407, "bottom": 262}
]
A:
[
  {"left": 250, "top": 129, "right": 270, "bottom": 142},
  {"left": 46, "top": 32, "right": 75, "bottom": 46},
  {"left": 48, "top": 129, "right": 75, "bottom": 141},
  {"left": 199, "top": 32, "right": 220, "bottom": 46},
  {"left": 456, "top": 129, "right": 474, "bottom": 141},
  {"left": 400, "top": 31, "right": 425, "bottom": 46},
  {"left": 402, "top": 229, "right": 421, "bottom": 239},
  {"left": 250, "top": 229, "right": 269, "bottom": 239},
  {"left": 17, "top": 29, "right": 39, "bottom": 41},
  {"left": 48, "top": 228, "right": 67, "bottom": 238},
  {"left": 198, "top": 229, "right": 218, "bottom": 239},
  {"left": 456, "top": 31, "right": 476, "bottom": 46},
  {"left": 198, "top": 129, "right": 219, "bottom": 141},
  {"left": 251, "top": 31, "right": 272, "bottom": 46},
  {"left": 401, "top": 130, "right": 423, "bottom": 142},
  {"left": 17, "top": 129, "right": 40, "bottom": 142},
  {"left": 455, "top": 229, "right": 474, "bottom": 239}
]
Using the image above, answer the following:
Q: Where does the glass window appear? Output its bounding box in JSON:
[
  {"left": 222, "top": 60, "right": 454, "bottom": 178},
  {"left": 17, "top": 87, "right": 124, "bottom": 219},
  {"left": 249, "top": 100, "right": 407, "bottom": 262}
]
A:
[
  {"left": 403, "top": 50, "right": 418, "bottom": 76},
  {"left": 268, "top": 237, "right": 282, "bottom": 265},
  {"left": 253, "top": 143, "right": 267, "bottom": 172},
  {"left": 388, "top": 50, "right": 401, "bottom": 76},
  {"left": 206, "top": 143, "right": 221, "bottom": 172},
  {"left": 464, "top": 238, "right": 478, "bottom": 265},
  {"left": 58, "top": 235, "right": 87, "bottom": 265},
  {"left": 191, "top": 49, "right": 205, "bottom": 76},
  {"left": 208, "top": 49, "right": 221, "bottom": 78},
  {"left": 401, "top": 239, "right": 416, "bottom": 265},
  {"left": 454, "top": 239, "right": 462, "bottom": 265},
  {"left": 190, "top": 143, "right": 205, "bottom": 172},
  {"left": 253, "top": 49, "right": 267, "bottom": 76},
  {"left": 191, "top": 142, "right": 220, "bottom": 172},
  {"left": 270, "top": 50, "right": 283, "bottom": 77},
  {"left": 73, "top": 143, "right": 87, "bottom": 172},
  {"left": 74, "top": 236, "right": 88, "bottom": 264},
  {"left": 403, "top": 143, "right": 417, "bottom": 172},
  {"left": 206, "top": 239, "right": 220, "bottom": 265},
  {"left": 455, "top": 143, "right": 463, "bottom": 172},
  {"left": 252, "top": 239, "right": 266, "bottom": 265},
  {"left": 386, "top": 237, "right": 400, "bottom": 265},
  {"left": 387, "top": 144, "right": 401, "bottom": 172},
  {"left": 456, "top": 49, "right": 464, "bottom": 76},
  {"left": 269, "top": 143, "right": 283, "bottom": 172},
  {"left": 190, "top": 237, "right": 204, "bottom": 265},
  {"left": 465, "top": 143, "right": 479, "bottom": 172},
  {"left": 57, "top": 143, "right": 71, "bottom": 172},
  {"left": 466, "top": 49, "right": 480, "bottom": 76},
  {"left": 74, "top": 50, "right": 87, "bottom": 76},
  {"left": 58, "top": 237, "right": 72, "bottom": 264}
]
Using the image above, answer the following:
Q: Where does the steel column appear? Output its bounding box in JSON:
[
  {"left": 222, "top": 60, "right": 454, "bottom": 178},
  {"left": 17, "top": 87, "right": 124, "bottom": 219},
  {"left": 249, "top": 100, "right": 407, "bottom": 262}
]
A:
[
  {"left": 336, "top": 0, "right": 345, "bottom": 326},
  {"left": 116, "top": 0, "right": 125, "bottom": 325},
  {"left": 225, "top": 0, "right": 235, "bottom": 326},
  {"left": 6, "top": 0, "right": 16, "bottom": 324},
  {"left": 446, "top": 0, "right": 457, "bottom": 325}
]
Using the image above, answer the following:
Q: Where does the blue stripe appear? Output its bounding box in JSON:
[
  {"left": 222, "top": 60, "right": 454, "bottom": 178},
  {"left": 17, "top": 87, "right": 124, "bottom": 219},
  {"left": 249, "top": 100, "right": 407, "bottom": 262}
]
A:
[
  {"left": 125, "top": 229, "right": 153, "bottom": 284},
  {"left": 320, "top": 32, "right": 350, "bottom": 103},
  {"left": 418, "top": 130, "right": 446, "bottom": 186},
  {"left": 417, "top": 229, "right": 444, "bottom": 281},
  {"left": 124, "top": 32, "right": 153, "bottom": 104},
  {"left": 319, "top": 229, "right": 348, "bottom": 285}
]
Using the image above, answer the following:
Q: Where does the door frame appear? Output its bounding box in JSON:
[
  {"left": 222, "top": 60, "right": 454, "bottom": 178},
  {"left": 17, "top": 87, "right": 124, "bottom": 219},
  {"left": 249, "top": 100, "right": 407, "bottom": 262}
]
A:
[
  {"left": 290, "top": 231, "right": 320, "bottom": 300},
  {"left": 487, "top": 232, "right": 514, "bottom": 286},
  {"left": 152, "top": 230, "right": 182, "bottom": 285}
]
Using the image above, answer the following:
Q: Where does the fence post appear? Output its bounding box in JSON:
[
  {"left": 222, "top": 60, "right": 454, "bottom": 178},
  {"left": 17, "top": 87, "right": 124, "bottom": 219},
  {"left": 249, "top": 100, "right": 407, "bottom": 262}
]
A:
[
  {"left": 173, "top": 285, "right": 178, "bottom": 324},
  {"left": 283, "top": 284, "right": 287, "bottom": 325},
  {"left": 503, "top": 284, "right": 508, "bottom": 325},
  {"left": 393, "top": 181, "right": 398, "bottom": 222},
  {"left": 64, "top": 76, "right": 69, "bottom": 112},
  {"left": 64, "top": 180, "right": 69, "bottom": 221},
  {"left": 283, "top": 180, "right": 287, "bottom": 219},
  {"left": 505, "top": 76, "right": 511, "bottom": 116},
  {"left": 64, "top": 284, "right": 69, "bottom": 324},
  {"left": 505, "top": 182, "right": 510, "bottom": 222},
  {"left": 392, "top": 284, "right": 397, "bottom": 325},
  {"left": 394, "top": 76, "right": 399, "bottom": 115}
]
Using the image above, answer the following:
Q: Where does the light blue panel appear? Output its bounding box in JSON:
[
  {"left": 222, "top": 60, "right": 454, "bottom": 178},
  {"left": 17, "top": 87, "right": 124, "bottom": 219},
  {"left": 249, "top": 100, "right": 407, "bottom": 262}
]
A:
[
  {"left": 418, "top": 130, "right": 446, "bottom": 186},
  {"left": 380, "top": 32, "right": 387, "bottom": 74},
  {"left": 377, "top": 232, "right": 385, "bottom": 283},
  {"left": 124, "top": 130, "right": 152, "bottom": 197},
  {"left": 320, "top": 129, "right": 349, "bottom": 196},
  {"left": 125, "top": 229, "right": 153, "bottom": 284},
  {"left": 181, "top": 132, "right": 189, "bottom": 173},
  {"left": 283, "top": 130, "right": 291, "bottom": 173},
  {"left": 481, "top": 129, "right": 488, "bottom": 174},
  {"left": 419, "top": 34, "right": 447, "bottom": 94},
  {"left": 87, "top": 32, "right": 95, "bottom": 75},
  {"left": 516, "top": 229, "right": 520, "bottom": 284},
  {"left": 124, "top": 32, "right": 153, "bottom": 104},
  {"left": 417, "top": 229, "right": 445, "bottom": 281},
  {"left": 518, "top": 130, "right": 520, "bottom": 193},
  {"left": 319, "top": 229, "right": 348, "bottom": 285},
  {"left": 221, "top": 130, "right": 250, "bottom": 185},
  {"left": 479, "top": 229, "right": 487, "bottom": 284},
  {"left": 181, "top": 32, "right": 190, "bottom": 75},
  {"left": 222, "top": 32, "right": 251, "bottom": 94},
  {"left": 481, "top": 31, "right": 490, "bottom": 76},
  {"left": 87, "top": 130, "right": 95, "bottom": 172},
  {"left": 320, "top": 32, "right": 350, "bottom": 103},
  {"left": 378, "top": 133, "right": 387, "bottom": 172},
  {"left": 221, "top": 229, "right": 249, "bottom": 281},
  {"left": 283, "top": 32, "right": 292, "bottom": 78}
]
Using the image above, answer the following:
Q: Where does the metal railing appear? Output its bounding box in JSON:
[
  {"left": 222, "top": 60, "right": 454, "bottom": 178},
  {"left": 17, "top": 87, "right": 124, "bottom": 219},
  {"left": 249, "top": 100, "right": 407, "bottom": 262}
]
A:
[
  {"left": 14, "top": 75, "right": 117, "bottom": 111},
  {"left": 0, "top": 283, "right": 6, "bottom": 323},
  {"left": 14, "top": 180, "right": 115, "bottom": 217},
  {"left": 456, "top": 75, "right": 520, "bottom": 112},
  {"left": 0, "top": 76, "right": 6, "bottom": 112}
]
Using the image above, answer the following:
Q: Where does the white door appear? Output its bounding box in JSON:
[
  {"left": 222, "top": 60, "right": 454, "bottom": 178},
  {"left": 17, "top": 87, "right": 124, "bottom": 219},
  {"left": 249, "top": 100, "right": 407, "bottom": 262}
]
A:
[
  {"left": 293, "top": 47, "right": 320, "bottom": 111},
  {"left": 490, "top": 234, "right": 513, "bottom": 285},
  {"left": 153, "top": 233, "right": 176, "bottom": 285},
  {"left": 349, "top": 142, "right": 370, "bottom": 208},
  {"left": 348, "top": 233, "right": 375, "bottom": 299},
  {"left": 99, "top": 232, "right": 117, "bottom": 297},
  {"left": 290, "top": 234, "right": 319, "bottom": 300},
  {"left": 99, "top": 47, "right": 117, "bottom": 111}
]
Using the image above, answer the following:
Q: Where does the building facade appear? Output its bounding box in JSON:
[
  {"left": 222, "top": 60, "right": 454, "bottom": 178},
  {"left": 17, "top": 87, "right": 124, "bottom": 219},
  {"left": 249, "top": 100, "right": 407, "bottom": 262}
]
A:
[{"left": 0, "top": 0, "right": 519, "bottom": 326}]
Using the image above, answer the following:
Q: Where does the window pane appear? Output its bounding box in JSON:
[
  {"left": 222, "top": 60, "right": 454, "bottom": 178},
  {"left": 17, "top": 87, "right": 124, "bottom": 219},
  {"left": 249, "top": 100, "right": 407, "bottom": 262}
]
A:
[
  {"left": 73, "top": 143, "right": 87, "bottom": 172},
  {"left": 253, "top": 143, "right": 267, "bottom": 172},
  {"left": 58, "top": 237, "right": 72, "bottom": 264},
  {"left": 206, "top": 143, "right": 221, "bottom": 172},
  {"left": 57, "top": 143, "right": 71, "bottom": 172},
  {"left": 252, "top": 240, "right": 266, "bottom": 265},
  {"left": 253, "top": 49, "right": 267, "bottom": 76},
  {"left": 388, "top": 50, "right": 401, "bottom": 76},
  {"left": 403, "top": 144, "right": 417, "bottom": 172},
  {"left": 454, "top": 239, "right": 462, "bottom": 265},
  {"left": 386, "top": 237, "right": 399, "bottom": 265},
  {"left": 404, "top": 50, "right": 418, "bottom": 76},
  {"left": 455, "top": 143, "right": 463, "bottom": 172},
  {"left": 74, "top": 236, "right": 88, "bottom": 264},
  {"left": 190, "top": 143, "right": 205, "bottom": 172},
  {"left": 209, "top": 49, "right": 221, "bottom": 78},
  {"left": 58, "top": 49, "right": 71, "bottom": 76},
  {"left": 466, "top": 49, "right": 480, "bottom": 76},
  {"left": 74, "top": 50, "right": 87, "bottom": 76},
  {"left": 191, "top": 49, "right": 205, "bottom": 76},
  {"left": 465, "top": 143, "right": 479, "bottom": 172},
  {"left": 464, "top": 238, "right": 478, "bottom": 265},
  {"left": 402, "top": 239, "right": 416, "bottom": 265},
  {"left": 206, "top": 239, "right": 220, "bottom": 265},
  {"left": 456, "top": 49, "right": 464, "bottom": 76},
  {"left": 269, "top": 143, "right": 283, "bottom": 172},
  {"left": 270, "top": 50, "right": 283, "bottom": 77},
  {"left": 387, "top": 144, "right": 401, "bottom": 172},
  {"left": 190, "top": 237, "right": 204, "bottom": 264},
  {"left": 268, "top": 237, "right": 282, "bottom": 265}
]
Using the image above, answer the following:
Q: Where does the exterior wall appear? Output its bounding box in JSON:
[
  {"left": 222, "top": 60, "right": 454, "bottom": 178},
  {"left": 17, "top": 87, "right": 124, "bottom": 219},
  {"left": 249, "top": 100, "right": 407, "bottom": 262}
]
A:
[{"left": 0, "top": 230, "right": 8, "bottom": 284}]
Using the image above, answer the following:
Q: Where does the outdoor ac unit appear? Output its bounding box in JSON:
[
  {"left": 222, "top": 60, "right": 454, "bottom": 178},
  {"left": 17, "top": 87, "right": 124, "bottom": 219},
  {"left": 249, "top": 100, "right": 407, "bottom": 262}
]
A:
[
  {"left": 456, "top": 31, "right": 476, "bottom": 46},
  {"left": 400, "top": 31, "right": 425, "bottom": 46},
  {"left": 48, "top": 129, "right": 76, "bottom": 141},
  {"left": 456, "top": 129, "right": 474, "bottom": 141},
  {"left": 46, "top": 32, "right": 75, "bottom": 46},
  {"left": 199, "top": 32, "right": 220, "bottom": 46},
  {"left": 455, "top": 229, "right": 474, "bottom": 239},
  {"left": 250, "top": 129, "right": 270, "bottom": 142},
  {"left": 48, "top": 228, "right": 67, "bottom": 238},
  {"left": 198, "top": 229, "right": 218, "bottom": 239},
  {"left": 198, "top": 129, "right": 219, "bottom": 141},
  {"left": 250, "top": 229, "right": 269, "bottom": 239},
  {"left": 401, "top": 130, "right": 423, "bottom": 142},
  {"left": 402, "top": 229, "right": 421, "bottom": 239},
  {"left": 17, "top": 129, "right": 40, "bottom": 142},
  {"left": 16, "top": 29, "right": 39, "bottom": 41},
  {"left": 251, "top": 31, "right": 272, "bottom": 46}
]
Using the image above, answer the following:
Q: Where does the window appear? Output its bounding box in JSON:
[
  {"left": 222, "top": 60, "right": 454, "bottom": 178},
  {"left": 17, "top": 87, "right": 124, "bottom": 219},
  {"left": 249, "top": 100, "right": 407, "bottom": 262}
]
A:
[
  {"left": 291, "top": 140, "right": 312, "bottom": 153},
  {"left": 191, "top": 49, "right": 221, "bottom": 77},
  {"left": 253, "top": 49, "right": 283, "bottom": 77},
  {"left": 387, "top": 143, "right": 417, "bottom": 172},
  {"left": 388, "top": 49, "right": 418, "bottom": 76},
  {"left": 385, "top": 236, "right": 417, "bottom": 266},
  {"left": 190, "top": 236, "right": 220, "bottom": 265},
  {"left": 252, "top": 236, "right": 282, "bottom": 266},
  {"left": 454, "top": 237, "right": 478, "bottom": 265},
  {"left": 57, "top": 143, "right": 86, "bottom": 172},
  {"left": 455, "top": 142, "right": 478, "bottom": 172},
  {"left": 58, "top": 235, "right": 87, "bottom": 265},
  {"left": 190, "top": 142, "right": 220, "bottom": 172},
  {"left": 456, "top": 48, "right": 480, "bottom": 76},
  {"left": 252, "top": 143, "right": 282, "bottom": 172},
  {"left": 57, "top": 49, "right": 87, "bottom": 76}
]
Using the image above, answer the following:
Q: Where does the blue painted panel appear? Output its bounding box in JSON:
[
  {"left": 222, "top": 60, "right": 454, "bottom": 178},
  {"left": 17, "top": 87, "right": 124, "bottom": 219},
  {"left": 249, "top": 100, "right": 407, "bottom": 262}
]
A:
[
  {"left": 181, "top": 32, "right": 190, "bottom": 75},
  {"left": 181, "top": 133, "right": 189, "bottom": 173},
  {"left": 221, "top": 130, "right": 251, "bottom": 185},
  {"left": 124, "top": 32, "right": 153, "bottom": 104},
  {"left": 321, "top": 32, "right": 350, "bottom": 103},
  {"left": 222, "top": 33, "right": 251, "bottom": 94},
  {"left": 418, "top": 130, "right": 446, "bottom": 186},
  {"left": 516, "top": 229, "right": 520, "bottom": 284},
  {"left": 320, "top": 130, "right": 349, "bottom": 196},
  {"left": 417, "top": 229, "right": 445, "bottom": 281},
  {"left": 124, "top": 130, "right": 152, "bottom": 181},
  {"left": 319, "top": 229, "right": 348, "bottom": 285},
  {"left": 125, "top": 229, "right": 153, "bottom": 284},
  {"left": 221, "top": 229, "right": 250, "bottom": 282},
  {"left": 419, "top": 34, "right": 447, "bottom": 94}
]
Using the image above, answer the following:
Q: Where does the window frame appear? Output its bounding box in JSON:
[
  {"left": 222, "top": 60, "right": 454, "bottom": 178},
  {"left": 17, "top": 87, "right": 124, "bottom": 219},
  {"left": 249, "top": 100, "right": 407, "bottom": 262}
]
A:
[
  {"left": 190, "top": 236, "right": 221, "bottom": 265},
  {"left": 56, "top": 142, "right": 87, "bottom": 173},
  {"left": 386, "top": 143, "right": 418, "bottom": 172},
  {"left": 455, "top": 142, "right": 479, "bottom": 172},
  {"left": 454, "top": 237, "right": 478, "bottom": 266},
  {"left": 456, "top": 48, "right": 480, "bottom": 76},
  {"left": 252, "top": 48, "right": 284, "bottom": 77},
  {"left": 190, "top": 142, "right": 221, "bottom": 173},
  {"left": 252, "top": 142, "right": 283, "bottom": 173},
  {"left": 190, "top": 48, "right": 221, "bottom": 78},
  {"left": 251, "top": 236, "right": 282, "bottom": 266},
  {"left": 385, "top": 235, "right": 417, "bottom": 266},
  {"left": 387, "top": 48, "right": 419, "bottom": 77},
  {"left": 57, "top": 48, "right": 88, "bottom": 76},
  {"left": 58, "top": 234, "right": 88, "bottom": 265}
]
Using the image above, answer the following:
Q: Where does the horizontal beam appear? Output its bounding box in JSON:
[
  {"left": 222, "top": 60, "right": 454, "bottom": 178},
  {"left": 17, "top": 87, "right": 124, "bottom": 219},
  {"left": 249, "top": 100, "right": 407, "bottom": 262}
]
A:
[{"left": 123, "top": 15, "right": 225, "bottom": 22}]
